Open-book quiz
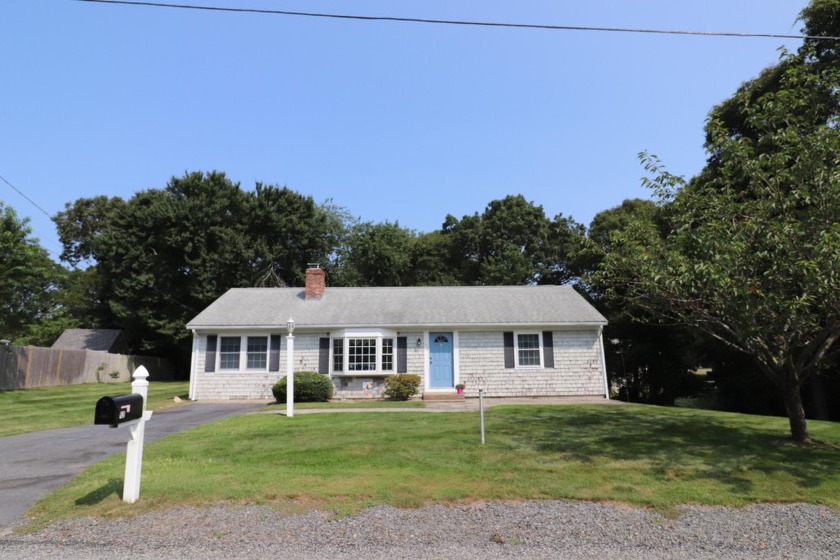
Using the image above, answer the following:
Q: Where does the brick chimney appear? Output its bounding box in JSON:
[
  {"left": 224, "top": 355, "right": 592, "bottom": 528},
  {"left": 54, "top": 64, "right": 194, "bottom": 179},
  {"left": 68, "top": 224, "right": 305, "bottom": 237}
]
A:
[{"left": 305, "top": 264, "right": 326, "bottom": 300}]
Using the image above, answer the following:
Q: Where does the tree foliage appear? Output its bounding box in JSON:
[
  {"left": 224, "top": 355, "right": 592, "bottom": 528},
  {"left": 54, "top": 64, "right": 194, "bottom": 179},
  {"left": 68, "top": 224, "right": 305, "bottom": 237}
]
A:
[
  {"left": 334, "top": 221, "right": 416, "bottom": 286},
  {"left": 596, "top": 35, "right": 840, "bottom": 441},
  {"left": 442, "top": 194, "right": 584, "bottom": 286},
  {"left": 54, "top": 171, "right": 341, "bottom": 362},
  {"left": 584, "top": 199, "right": 701, "bottom": 406},
  {"left": 0, "top": 201, "right": 66, "bottom": 343}
]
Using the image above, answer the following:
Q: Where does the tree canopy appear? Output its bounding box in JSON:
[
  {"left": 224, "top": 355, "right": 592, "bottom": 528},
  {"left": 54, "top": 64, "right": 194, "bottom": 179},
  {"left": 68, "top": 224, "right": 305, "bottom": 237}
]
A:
[
  {"left": 442, "top": 194, "right": 584, "bottom": 286},
  {"left": 595, "top": 29, "right": 840, "bottom": 442},
  {"left": 54, "top": 172, "right": 341, "bottom": 362},
  {"left": 0, "top": 201, "right": 66, "bottom": 344}
]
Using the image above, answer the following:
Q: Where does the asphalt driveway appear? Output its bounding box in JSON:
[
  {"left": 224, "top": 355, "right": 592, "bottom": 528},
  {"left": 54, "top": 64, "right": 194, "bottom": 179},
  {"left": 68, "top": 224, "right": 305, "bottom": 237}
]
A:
[{"left": 0, "top": 402, "right": 265, "bottom": 529}]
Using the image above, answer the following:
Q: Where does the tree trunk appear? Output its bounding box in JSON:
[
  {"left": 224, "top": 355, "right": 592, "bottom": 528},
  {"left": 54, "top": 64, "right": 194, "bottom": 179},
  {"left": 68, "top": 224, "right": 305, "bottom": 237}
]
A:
[{"left": 780, "top": 381, "right": 811, "bottom": 444}]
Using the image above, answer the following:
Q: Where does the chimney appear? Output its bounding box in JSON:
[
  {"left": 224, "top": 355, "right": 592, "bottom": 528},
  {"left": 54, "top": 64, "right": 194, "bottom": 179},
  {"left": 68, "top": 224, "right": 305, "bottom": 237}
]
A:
[{"left": 305, "top": 264, "right": 326, "bottom": 300}]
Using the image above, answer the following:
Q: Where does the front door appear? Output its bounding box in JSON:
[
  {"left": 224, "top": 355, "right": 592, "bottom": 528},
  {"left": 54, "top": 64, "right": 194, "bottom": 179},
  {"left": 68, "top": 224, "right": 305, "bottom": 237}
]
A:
[{"left": 429, "top": 332, "right": 454, "bottom": 388}]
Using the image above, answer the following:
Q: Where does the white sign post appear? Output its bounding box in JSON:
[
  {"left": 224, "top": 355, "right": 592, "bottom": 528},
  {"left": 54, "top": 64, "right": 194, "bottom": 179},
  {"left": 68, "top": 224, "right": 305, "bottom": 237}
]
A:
[
  {"left": 479, "top": 388, "right": 485, "bottom": 445},
  {"left": 122, "top": 366, "right": 153, "bottom": 503}
]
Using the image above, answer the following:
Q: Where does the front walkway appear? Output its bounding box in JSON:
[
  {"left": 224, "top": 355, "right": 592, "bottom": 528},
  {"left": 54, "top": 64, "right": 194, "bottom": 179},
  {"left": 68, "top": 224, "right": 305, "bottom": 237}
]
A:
[{"left": 277, "top": 396, "right": 627, "bottom": 415}]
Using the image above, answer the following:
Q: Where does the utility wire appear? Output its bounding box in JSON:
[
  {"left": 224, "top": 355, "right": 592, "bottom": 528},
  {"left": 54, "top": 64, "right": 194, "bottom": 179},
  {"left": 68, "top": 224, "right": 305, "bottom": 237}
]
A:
[
  {"left": 0, "top": 173, "right": 66, "bottom": 258},
  {"left": 1, "top": 172, "right": 198, "bottom": 314},
  {"left": 76, "top": 0, "right": 840, "bottom": 41},
  {"left": 0, "top": 174, "right": 53, "bottom": 219}
]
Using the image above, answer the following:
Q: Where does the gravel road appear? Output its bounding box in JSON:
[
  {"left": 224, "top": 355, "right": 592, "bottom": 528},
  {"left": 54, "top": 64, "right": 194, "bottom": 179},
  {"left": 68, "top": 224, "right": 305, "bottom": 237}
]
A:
[{"left": 2, "top": 500, "right": 838, "bottom": 559}]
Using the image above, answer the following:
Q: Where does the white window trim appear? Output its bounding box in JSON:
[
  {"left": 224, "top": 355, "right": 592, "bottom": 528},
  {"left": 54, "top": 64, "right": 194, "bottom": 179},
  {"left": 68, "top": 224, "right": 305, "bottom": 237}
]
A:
[
  {"left": 330, "top": 329, "right": 397, "bottom": 376},
  {"left": 514, "top": 331, "right": 544, "bottom": 369},
  {"left": 245, "top": 335, "right": 270, "bottom": 370},
  {"left": 214, "top": 334, "right": 271, "bottom": 372}
]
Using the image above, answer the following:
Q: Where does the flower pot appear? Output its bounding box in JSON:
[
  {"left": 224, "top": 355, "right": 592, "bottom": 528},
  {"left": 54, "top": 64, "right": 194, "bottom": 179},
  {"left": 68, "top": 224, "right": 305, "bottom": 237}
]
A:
[{"left": 456, "top": 388, "right": 464, "bottom": 395}]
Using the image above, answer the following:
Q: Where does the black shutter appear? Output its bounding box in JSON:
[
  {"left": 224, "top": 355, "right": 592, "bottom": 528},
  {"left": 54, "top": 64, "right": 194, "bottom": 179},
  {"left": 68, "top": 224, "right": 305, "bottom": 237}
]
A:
[
  {"left": 397, "top": 337, "right": 407, "bottom": 373},
  {"left": 318, "top": 337, "right": 330, "bottom": 374},
  {"left": 542, "top": 331, "right": 555, "bottom": 368},
  {"left": 204, "top": 335, "right": 217, "bottom": 372},
  {"left": 269, "top": 335, "right": 282, "bottom": 372},
  {"left": 503, "top": 332, "right": 515, "bottom": 369}
]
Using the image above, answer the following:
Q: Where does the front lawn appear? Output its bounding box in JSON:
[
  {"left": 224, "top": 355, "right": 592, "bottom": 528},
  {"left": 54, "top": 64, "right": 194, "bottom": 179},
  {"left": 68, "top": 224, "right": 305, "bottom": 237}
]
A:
[
  {"left": 27, "top": 404, "right": 840, "bottom": 526},
  {"left": 0, "top": 381, "right": 190, "bottom": 437}
]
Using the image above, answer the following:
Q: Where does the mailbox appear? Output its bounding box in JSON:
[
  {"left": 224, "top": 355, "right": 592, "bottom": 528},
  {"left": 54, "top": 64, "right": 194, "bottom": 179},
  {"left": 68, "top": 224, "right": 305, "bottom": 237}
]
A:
[{"left": 94, "top": 393, "right": 144, "bottom": 427}]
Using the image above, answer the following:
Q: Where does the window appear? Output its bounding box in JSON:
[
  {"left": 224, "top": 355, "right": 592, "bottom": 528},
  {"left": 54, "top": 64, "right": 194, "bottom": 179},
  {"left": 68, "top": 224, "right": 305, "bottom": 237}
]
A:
[
  {"left": 348, "top": 338, "right": 376, "bottom": 371},
  {"left": 333, "top": 339, "right": 344, "bottom": 372},
  {"left": 219, "top": 337, "right": 241, "bottom": 370},
  {"left": 331, "top": 333, "right": 397, "bottom": 374},
  {"left": 211, "top": 335, "right": 276, "bottom": 371},
  {"left": 381, "top": 338, "right": 394, "bottom": 371},
  {"left": 516, "top": 333, "right": 542, "bottom": 367},
  {"left": 246, "top": 336, "right": 268, "bottom": 369}
]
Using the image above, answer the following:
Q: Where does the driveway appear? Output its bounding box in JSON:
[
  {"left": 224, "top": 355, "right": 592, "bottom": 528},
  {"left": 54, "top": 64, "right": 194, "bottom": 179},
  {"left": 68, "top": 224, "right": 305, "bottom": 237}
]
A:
[{"left": 0, "top": 402, "right": 265, "bottom": 529}]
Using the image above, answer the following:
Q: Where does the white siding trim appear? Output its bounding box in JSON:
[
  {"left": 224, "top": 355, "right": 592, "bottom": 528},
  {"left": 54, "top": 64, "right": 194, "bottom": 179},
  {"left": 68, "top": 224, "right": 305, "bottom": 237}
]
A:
[
  {"left": 189, "top": 329, "right": 198, "bottom": 401},
  {"left": 598, "top": 326, "right": 610, "bottom": 399},
  {"left": 453, "top": 331, "right": 460, "bottom": 389}
]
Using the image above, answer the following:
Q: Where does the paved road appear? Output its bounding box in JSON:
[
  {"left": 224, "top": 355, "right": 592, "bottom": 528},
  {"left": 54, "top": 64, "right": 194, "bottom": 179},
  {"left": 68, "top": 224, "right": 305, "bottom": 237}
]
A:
[{"left": 0, "top": 402, "right": 265, "bottom": 529}]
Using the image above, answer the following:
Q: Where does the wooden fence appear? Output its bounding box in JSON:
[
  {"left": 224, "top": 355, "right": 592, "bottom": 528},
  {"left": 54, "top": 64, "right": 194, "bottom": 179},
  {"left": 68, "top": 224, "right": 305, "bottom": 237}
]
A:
[{"left": 0, "top": 345, "right": 176, "bottom": 390}]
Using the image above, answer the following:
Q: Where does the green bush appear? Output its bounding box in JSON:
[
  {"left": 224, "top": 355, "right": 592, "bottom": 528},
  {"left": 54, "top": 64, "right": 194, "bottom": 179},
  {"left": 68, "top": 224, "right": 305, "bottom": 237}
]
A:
[
  {"left": 272, "top": 371, "right": 334, "bottom": 403},
  {"left": 384, "top": 374, "right": 421, "bottom": 401}
]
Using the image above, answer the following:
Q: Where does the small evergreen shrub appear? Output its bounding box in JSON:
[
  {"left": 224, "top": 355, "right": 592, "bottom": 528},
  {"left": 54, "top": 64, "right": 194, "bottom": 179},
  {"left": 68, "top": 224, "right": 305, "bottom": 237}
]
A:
[
  {"left": 272, "top": 371, "right": 334, "bottom": 402},
  {"left": 384, "top": 374, "right": 421, "bottom": 401}
]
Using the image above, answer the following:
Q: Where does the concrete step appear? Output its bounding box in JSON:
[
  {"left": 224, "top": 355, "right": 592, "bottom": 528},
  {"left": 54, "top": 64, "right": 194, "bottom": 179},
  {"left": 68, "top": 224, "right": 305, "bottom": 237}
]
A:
[{"left": 422, "top": 392, "right": 465, "bottom": 402}]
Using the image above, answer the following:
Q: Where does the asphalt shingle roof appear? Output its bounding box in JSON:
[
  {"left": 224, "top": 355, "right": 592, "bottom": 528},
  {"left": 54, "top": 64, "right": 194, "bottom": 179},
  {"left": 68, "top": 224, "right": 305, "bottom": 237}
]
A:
[
  {"left": 51, "top": 329, "right": 124, "bottom": 351},
  {"left": 186, "top": 285, "right": 606, "bottom": 330}
]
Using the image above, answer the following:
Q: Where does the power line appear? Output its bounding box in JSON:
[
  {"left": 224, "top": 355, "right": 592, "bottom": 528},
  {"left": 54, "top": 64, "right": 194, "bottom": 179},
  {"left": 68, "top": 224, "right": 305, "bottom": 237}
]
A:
[
  {"left": 0, "top": 171, "right": 202, "bottom": 316},
  {"left": 76, "top": 0, "right": 840, "bottom": 41},
  {"left": 0, "top": 174, "right": 53, "bottom": 220},
  {"left": 0, "top": 173, "right": 67, "bottom": 258}
]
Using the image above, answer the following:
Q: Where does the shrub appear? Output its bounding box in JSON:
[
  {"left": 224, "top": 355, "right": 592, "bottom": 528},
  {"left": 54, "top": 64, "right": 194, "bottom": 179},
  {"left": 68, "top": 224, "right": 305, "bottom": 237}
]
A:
[
  {"left": 272, "top": 371, "right": 334, "bottom": 403},
  {"left": 384, "top": 374, "right": 421, "bottom": 401}
]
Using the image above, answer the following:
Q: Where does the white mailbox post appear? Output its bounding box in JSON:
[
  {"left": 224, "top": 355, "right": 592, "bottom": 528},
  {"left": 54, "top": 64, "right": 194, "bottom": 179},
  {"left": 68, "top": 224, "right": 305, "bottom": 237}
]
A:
[{"left": 122, "top": 366, "right": 153, "bottom": 503}]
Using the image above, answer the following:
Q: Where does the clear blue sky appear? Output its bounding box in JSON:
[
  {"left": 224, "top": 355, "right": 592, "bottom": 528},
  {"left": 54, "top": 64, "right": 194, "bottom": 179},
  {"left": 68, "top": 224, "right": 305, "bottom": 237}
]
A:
[{"left": 2, "top": 1, "right": 807, "bottom": 261}]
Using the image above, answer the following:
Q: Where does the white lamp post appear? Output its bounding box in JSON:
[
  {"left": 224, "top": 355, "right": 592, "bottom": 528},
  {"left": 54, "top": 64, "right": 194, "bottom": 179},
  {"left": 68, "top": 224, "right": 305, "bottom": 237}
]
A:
[{"left": 286, "top": 317, "right": 295, "bottom": 418}]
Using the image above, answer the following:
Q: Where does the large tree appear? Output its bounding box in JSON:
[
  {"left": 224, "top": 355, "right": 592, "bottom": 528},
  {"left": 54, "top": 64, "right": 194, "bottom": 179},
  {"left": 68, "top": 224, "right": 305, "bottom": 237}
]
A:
[
  {"left": 55, "top": 172, "right": 341, "bottom": 363},
  {"left": 585, "top": 199, "right": 702, "bottom": 405},
  {"left": 334, "top": 221, "right": 416, "bottom": 286},
  {"left": 0, "top": 201, "right": 66, "bottom": 343},
  {"left": 596, "top": 32, "right": 840, "bottom": 441},
  {"left": 442, "top": 195, "right": 583, "bottom": 286}
]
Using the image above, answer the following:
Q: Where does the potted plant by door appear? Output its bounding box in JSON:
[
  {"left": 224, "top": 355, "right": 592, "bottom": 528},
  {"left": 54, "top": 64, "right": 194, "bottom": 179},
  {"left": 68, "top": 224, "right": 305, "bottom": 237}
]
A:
[{"left": 455, "top": 383, "right": 465, "bottom": 395}]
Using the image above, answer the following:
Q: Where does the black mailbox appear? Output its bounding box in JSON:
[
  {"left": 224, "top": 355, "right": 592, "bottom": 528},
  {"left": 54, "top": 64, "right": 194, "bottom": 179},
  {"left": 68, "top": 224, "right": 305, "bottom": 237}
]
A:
[{"left": 94, "top": 393, "right": 144, "bottom": 427}]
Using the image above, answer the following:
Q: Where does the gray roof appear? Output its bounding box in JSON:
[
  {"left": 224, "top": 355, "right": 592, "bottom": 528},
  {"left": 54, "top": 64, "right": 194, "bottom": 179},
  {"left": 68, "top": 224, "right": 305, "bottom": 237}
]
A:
[
  {"left": 51, "top": 329, "right": 124, "bottom": 351},
  {"left": 187, "top": 285, "right": 606, "bottom": 330}
]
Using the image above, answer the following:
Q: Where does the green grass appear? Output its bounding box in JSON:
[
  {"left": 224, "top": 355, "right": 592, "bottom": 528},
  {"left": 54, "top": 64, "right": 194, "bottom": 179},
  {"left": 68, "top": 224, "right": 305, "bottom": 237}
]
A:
[
  {"left": 27, "top": 404, "right": 840, "bottom": 527},
  {"left": 0, "top": 381, "right": 190, "bottom": 437}
]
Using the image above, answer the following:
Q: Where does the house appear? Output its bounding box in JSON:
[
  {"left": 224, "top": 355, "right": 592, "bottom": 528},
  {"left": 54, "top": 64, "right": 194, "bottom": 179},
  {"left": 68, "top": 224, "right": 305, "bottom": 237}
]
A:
[
  {"left": 51, "top": 329, "right": 129, "bottom": 354},
  {"left": 186, "top": 266, "right": 609, "bottom": 400}
]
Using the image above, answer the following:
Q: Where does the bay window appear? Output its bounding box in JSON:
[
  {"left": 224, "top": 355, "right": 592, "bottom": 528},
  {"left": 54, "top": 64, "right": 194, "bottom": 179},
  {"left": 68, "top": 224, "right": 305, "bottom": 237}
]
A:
[{"left": 331, "top": 331, "right": 396, "bottom": 374}]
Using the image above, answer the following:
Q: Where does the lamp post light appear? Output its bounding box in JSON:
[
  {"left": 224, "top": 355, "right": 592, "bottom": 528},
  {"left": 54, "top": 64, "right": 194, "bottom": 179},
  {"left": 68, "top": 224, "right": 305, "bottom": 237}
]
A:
[{"left": 286, "top": 317, "right": 295, "bottom": 418}]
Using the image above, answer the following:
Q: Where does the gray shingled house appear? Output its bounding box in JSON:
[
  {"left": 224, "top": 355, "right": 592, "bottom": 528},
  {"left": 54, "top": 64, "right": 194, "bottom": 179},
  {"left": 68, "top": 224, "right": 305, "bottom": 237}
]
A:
[{"left": 186, "top": 267, "right": 609, "bottom": 400}]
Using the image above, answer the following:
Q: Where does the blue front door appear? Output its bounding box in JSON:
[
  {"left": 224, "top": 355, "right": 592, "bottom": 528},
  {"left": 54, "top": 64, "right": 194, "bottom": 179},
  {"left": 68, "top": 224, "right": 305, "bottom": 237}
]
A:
[{"left": 429, "top": 332, "right": 454, "bottom": 388}]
